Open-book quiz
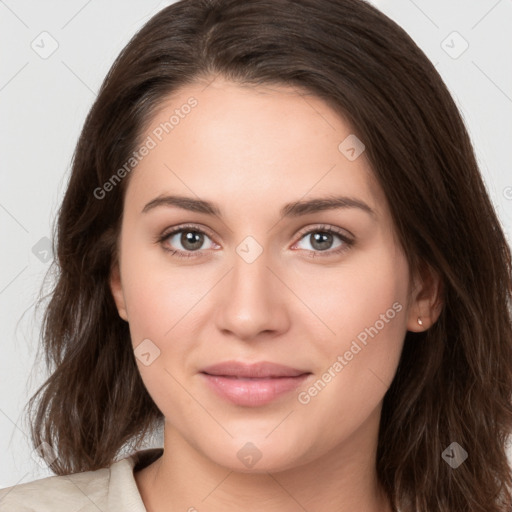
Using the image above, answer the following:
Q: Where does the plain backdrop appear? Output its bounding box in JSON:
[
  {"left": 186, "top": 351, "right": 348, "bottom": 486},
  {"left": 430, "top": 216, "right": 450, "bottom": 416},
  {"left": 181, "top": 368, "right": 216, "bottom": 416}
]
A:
[{"left": 1, "top": 0, "right": 511, "bottom": 487}]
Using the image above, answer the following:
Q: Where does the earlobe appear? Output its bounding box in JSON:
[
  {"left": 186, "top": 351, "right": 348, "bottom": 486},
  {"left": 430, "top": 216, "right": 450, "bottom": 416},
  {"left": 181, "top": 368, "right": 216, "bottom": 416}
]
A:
[
  {"left": 109, "top": 262, "right": 128, "bottom": 322},
  {"left": 407, "top": 264, "right": 443, "bottom": 332}
]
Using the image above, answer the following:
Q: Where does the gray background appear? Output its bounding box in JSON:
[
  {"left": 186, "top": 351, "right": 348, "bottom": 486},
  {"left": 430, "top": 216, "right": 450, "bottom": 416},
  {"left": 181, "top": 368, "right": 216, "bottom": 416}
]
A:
[{"left": 1, "top": 0, "right": 511, "bottom": 487}]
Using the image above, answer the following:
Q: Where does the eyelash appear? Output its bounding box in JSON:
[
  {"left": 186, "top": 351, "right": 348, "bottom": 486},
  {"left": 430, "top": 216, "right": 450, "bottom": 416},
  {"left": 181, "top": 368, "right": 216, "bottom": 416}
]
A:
[{"left": 156, "top": 223, "right": 355, "bottom": 260}]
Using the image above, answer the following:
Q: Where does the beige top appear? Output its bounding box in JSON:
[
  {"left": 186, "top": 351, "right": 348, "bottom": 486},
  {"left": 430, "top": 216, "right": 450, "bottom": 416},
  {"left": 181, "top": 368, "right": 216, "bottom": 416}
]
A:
[{"left": 0, "top": 448, "right": 163, "bottom": 512}]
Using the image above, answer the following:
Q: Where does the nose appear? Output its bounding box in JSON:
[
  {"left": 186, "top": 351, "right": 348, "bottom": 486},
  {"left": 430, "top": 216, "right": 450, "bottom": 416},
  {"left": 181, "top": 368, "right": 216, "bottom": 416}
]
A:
[{"left": 213, "top": 248, "right": 291, "bottom": 342}]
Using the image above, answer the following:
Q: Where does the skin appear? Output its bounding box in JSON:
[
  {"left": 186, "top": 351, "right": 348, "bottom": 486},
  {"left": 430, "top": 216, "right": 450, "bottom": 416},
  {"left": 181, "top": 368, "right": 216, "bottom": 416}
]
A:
[{"left": 110, "top": 76, "right": 442, "bottom": 512}]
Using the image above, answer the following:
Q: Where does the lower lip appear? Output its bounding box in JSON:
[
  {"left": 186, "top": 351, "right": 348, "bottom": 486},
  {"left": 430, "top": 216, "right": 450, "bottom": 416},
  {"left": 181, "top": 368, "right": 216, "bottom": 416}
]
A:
[{"left": 200, "top": 373, "right": 310, "bottom": 407}]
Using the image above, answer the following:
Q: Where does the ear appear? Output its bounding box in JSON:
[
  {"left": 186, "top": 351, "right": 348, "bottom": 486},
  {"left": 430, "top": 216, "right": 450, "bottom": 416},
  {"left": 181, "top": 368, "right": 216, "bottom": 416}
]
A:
[
  {"left": 406, "top": 262, "right": 443, "bottom": 332},
  {"left": 109, "top": 261, "right": 128, "bottom": 322}
]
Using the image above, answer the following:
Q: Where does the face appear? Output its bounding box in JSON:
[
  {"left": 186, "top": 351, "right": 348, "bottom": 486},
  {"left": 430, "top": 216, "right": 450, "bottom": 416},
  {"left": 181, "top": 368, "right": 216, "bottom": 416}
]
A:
[{"left": 110, "top": 77, "right": 432, "bottom": 473}]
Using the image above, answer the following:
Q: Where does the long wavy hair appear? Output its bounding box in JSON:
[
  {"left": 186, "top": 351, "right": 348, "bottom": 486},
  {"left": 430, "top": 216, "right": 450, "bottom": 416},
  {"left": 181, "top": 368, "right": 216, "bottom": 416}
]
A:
[{"left": 26, "top": 0, "right": 512, "bottom": 510}]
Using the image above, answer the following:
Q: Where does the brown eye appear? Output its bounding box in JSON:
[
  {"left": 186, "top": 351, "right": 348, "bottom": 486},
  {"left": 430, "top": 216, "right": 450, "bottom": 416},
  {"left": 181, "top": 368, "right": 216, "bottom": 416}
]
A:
[
  {"left": 308, "top": 232, "right": 336, "bottom": 251},
  {"left": 292, "top": 225, "right": 355, "bottom": 258},
  {"left": 178, "top": 231, "right": 205, "bottom": 251},
  {"left": 158, "top": 224, "right": 219, "bottom": 258}
]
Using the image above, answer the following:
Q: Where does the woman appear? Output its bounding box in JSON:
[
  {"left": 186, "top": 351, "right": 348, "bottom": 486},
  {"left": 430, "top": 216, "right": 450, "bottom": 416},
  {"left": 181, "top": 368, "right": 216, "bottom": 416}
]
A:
[{"left": 1, "top": 0, "right": 511, "bottom": 511}]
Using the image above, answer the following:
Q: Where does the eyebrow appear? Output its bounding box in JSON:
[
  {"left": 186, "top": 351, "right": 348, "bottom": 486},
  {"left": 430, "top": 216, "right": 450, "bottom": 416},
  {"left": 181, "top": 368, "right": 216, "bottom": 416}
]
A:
[{"left": 141, "top": 194, "right": 375, "bottom": 218}]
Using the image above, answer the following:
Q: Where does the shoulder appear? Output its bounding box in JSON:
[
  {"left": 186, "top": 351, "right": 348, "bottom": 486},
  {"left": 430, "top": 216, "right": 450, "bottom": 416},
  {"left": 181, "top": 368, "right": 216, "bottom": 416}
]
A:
[
  {"left": 0, "top": 466, "right": 112, "bottom": 512},
  {"left": 0, "top": 448, "right": 163, "bottom": 512}
]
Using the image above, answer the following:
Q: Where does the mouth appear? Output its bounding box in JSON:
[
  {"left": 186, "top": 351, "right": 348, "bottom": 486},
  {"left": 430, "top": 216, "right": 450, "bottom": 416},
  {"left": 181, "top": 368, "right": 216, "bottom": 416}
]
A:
[{"left": 199, "top": 361, "right": 312, "bottom": 406}]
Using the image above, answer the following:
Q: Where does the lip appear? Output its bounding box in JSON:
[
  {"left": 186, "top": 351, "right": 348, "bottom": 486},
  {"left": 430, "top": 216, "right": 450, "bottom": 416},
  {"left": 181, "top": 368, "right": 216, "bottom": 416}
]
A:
[
  {"left": 200, "top": 361, "right": 312, "bottom": 407},
  {"left": 201, "top": 360, "right": 309, "bottom": 378}
]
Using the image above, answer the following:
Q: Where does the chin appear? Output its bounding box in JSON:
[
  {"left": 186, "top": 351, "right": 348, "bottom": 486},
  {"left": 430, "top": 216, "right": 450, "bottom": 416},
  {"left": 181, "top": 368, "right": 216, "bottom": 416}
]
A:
[{"left": 203, "top": 438, "right": 308, "bottom": 474}]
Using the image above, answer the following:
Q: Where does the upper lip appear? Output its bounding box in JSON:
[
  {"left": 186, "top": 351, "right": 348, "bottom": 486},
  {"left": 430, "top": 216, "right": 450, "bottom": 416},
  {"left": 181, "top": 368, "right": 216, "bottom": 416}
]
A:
[{"left": 201, "top": 361, "right": 310, "bottom": 378}]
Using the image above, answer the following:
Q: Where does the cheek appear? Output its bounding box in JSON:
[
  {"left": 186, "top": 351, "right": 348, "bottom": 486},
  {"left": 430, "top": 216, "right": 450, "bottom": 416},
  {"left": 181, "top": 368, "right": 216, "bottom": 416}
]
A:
[
  {"left": 292, "top": 240, "right": 410, "bottom": 351},
  {"left": 118, "top": 240, "right": 214, "bottom": 401},
  {"left": 120, "top": 243, "right": 209, "bottom": 344},
  {"left": 293, "top": 242, "right": 409, "bottom": 416},
  {"left": 119, "top": 255, "right": 196, "bottom": 416}
]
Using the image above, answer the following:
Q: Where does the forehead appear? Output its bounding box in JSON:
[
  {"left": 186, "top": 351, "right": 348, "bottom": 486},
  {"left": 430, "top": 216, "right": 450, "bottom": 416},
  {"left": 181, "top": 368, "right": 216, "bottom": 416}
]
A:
[{"left": 124, "top": 77, "right": 386, "bottom": 218}]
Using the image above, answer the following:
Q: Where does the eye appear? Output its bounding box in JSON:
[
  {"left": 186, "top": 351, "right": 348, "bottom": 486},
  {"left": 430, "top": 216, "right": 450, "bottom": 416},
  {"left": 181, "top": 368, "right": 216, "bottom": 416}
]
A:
[
  {"left": 156, "top": 223, "right": 354, "bottom": 259},
  {"left": 157, "top": 224, "right": 219, "bottom": 258},
  {"left": 292, "top": 225, "right": 354, "bottom": 257}
]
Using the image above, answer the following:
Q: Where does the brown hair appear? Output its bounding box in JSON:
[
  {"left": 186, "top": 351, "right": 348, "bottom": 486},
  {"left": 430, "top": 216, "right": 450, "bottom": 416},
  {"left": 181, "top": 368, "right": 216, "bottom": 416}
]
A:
[{"left": 26, "top": 0, "right": 512, "bottom": 510}]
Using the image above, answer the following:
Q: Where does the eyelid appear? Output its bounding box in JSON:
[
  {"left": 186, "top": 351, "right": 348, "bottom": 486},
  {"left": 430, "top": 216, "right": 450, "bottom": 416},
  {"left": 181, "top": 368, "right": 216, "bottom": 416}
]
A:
[
  {"left": 293, "top": 223, "right": 355, "bottom": 243},
  {"left": 159, "top": 222, "right": 217, "bottom": 238},
  {"left": 158, "top": 222, "right": 220, "bottom": 248}
]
